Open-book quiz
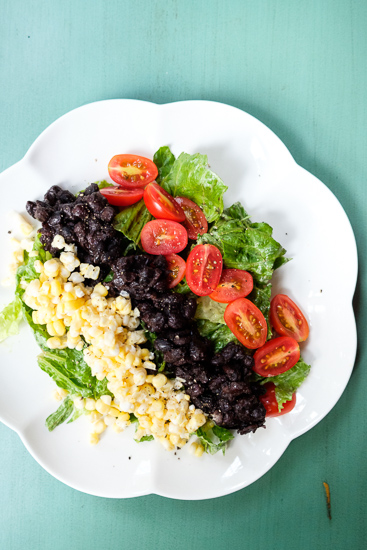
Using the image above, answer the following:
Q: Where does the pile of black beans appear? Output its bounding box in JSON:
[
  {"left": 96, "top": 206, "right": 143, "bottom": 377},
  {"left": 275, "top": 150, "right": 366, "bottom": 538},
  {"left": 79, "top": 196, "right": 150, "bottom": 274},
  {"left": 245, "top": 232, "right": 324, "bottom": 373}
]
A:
[
  {"left": 108, "top": 254, "right": 266, "bottom": 435},
  {"left": 26, "top": 183, "right": 125, "bottom": 279}
]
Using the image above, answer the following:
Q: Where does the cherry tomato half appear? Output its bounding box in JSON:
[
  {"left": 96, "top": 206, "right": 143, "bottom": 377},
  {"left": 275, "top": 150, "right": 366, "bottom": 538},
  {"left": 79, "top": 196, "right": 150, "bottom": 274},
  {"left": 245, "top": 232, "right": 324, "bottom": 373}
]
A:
[
  {"left": 143, "top": 182, "right": 185, "bottom": 222},
  {"left": 270, "top": 294, "right": 309, "bottom": 342},
  {"left": 209, "top": 269, "right": 254, "bottom": 303},
  {"left": 260, "top": 383, "right": 296, "bottom": 417},
  {"left": 253, "top": 336, "right": 300, "bottom": 377},
  {"left": 175, "top": 197, "right": 208, "bottom": 239},
  {"left": 224, "top": 298, "right": 267, "bottom": 349},
  {"left": 140, "top": 219, "right": 188, "bottom": 255},
  {"left": 186, "top": 244, "right": 223, "bottom": 296},
  {"left": 165, "top": 254, "right": 186, "bottom": 289},
  {"left": 100, "top": 186, "right": 143, "bottom": 206},
  {"left": 108, "top": 154, "right": 158, "bottom": 188}
]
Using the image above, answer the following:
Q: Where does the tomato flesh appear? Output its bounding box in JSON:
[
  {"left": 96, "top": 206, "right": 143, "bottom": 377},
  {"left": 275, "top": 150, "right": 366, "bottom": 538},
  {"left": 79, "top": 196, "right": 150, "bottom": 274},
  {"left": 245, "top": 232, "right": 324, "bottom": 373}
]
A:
[
  {"left": 224, "top": 298, "right": 267, "bottom": 349},
  {"left": 140, "top": 219, "right": 188, "bottom": 255},
  {"left": 143, "top": 182, "right": 185, "bottom": 222},
  {"left": 186, "top": 244, "right": 223, "bottom": 296},
  {"left": 175, "top": 197, "right": 208, "bottom": 239},
  {"left": 210, "top": 269, "right": 254, "bottom": 303},
  {"left": 260, "top": 383, "right": 296, "bottom": 417},
  {"left": 108, "top": 154, "right": 158, "bottom": 188},
  {"left": 270, "top": 294, "right": 309, "bottom": 342},
  {"left": 100, "top": 186, "right": 143, "bottom": 206},
  {"left": 165, "top": 254, "right": 186, "bottom": 288},
  {"left": 253, "top": 336, "right": 300, "bottom": 377}
]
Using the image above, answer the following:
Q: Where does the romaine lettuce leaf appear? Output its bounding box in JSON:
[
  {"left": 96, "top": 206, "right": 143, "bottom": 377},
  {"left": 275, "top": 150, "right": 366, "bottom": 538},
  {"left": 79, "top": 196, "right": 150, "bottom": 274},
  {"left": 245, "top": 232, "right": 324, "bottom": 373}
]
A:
[
  {"left": 195, "top": 296, "right": 227, "bottom": 324},
  {"left": 155, "top": 146, "right": 227, "bottom": 223},
  {"left": 45, "top": 396, "right": 74, "bottom": 431},
  {"left": 114, "top": 199, "right": 153, "bottom": 247},
  {"left": 261, "top": 357, "right": 311, "bottom": 411},
  {"left": 153, "top": 146, "right": 176, "bottom": 182},
  {"left": 198, "top": 202, "right": 288, "bottom": 284},
  {"left": 0, "top": 297, "right": 23, "bottom": 343},
  {"left": 196, "top": 421, "right": 234, "bottom": 455},
  {"left": 196, "top": 319, "right": 238, "bottom": 352}
]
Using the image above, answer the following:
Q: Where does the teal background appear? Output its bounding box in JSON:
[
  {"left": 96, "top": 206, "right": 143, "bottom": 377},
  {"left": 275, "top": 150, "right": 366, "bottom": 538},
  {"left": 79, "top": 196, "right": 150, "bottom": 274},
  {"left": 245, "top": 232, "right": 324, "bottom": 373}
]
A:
[{"left": 1, "top": 1, "right": 366, "bottom": 549}]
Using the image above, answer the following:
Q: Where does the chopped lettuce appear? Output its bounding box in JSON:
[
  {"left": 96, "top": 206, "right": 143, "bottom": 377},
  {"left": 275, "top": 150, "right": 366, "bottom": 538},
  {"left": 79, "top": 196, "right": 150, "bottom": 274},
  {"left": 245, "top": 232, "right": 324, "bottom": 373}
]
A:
[
  {"left": 37, "top": 350, "right": 110, "bottom": 399},
  {"left": 135, "top": 435, "right": 154, "bottom": 443},
  {"left": 0, "top": 297, "right": 23, "bottom": 343},
  {"left": 140, "top": 321, "right": 165, "bottom": 372},
  {"left": 261, "top": 357, "right": 311, "bottom": 411},
  {"left": 196, "top": 422, "right": 234, "bottom": 455},
  {"left": 114, "top": 199, "right": 153, "bottom": 247},
  {"left": 45, "top": 396, "right": 74, "bottom": 432},
  {"left": 98, "top": 180, "right": 115, "bottom": 190},
  {"left": 248, "top": 282, "right": 272, "bottom": 338},
  {"left": 195, "top": 296, "right": 227, "bottom": 324},
  {"left": 196, "top": 319, "right": 238, "bottom": 352},
  {"left": 154, "top": 146, "right": 227, "bottom": 223},
  {"left": 153, "top": 146, "right": 176, "bottom": 182},
  {"left": 198, "top": 202, "right": 288, "bottom": 284}
]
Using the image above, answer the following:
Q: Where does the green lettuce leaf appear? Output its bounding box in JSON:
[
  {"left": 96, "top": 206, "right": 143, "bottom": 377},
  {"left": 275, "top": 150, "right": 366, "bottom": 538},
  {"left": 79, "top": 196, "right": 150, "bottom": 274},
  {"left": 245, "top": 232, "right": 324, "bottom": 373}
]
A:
[
  {"left": 196, "top": 319, "right": 238, "bottom": 352},
  {"left": 0, "top": 297, "right": 23, "bottom": 343},
  {"left": 198, "top": 202, "right": 288, "bottom": 284},
  {"left": 98, "top": 180, "right": 115, "bottom": 190},
  {"left": 153, "top": 146, "right": 176, "bottom": 182},
  {"left": 196, "top": 422, "right": 234, "bottom": 455},
  {"left": 140, "top": 321, "right": 165, "bottom": 372},
  {"left": 114, "top": 199, "right": 153, "bottom": 247},
  {"left": 248, "top": 282, "right": 272, "bottom": 338},
  {"left": 261, "top": 357, "right": 311, "bottom": 411},
  {"left": 195, "top": 296, "right": 227, "bottom": 324},
  {"left": 135, "top": 435, "right": 154, "bottom": 443},
  {"left": 45, "top": 396, "right": 74, "bottom": 431},
  {"left": 37, "top": 350, "right": 110, "bottom": 399},
  {"left": 156, "top": 147, "right": 227, "bottom": 223}
]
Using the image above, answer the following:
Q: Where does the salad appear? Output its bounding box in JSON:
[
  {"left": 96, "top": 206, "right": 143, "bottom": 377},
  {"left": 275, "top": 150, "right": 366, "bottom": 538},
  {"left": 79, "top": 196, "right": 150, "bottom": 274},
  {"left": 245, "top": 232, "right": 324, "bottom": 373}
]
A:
[{"left": 0, "top": 147, "right": 311, "bottom": 456}]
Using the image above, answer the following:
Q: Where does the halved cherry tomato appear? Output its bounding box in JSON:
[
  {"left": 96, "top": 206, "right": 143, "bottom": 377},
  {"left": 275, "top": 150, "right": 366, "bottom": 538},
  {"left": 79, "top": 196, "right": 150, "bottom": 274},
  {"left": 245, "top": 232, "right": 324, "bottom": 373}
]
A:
[
  {"left": 108, "top": 154, "right": 158, "bottom": 188},
  {"left": 270, "top": 294, "right": 309, "bottom": 342},
  {"left": 260, "top": 383, "right": 296, "bottom": 417},
  {"left": 253, "top": 336, "right": 300, "bottom": 377},
  {"left": 224, "top": 298, "right": 267, "bottom": 349},
  {"left": 143, "top": 182, "right": 185, "bottom": 222},
  {"left": 186, "top": 244, "right": 223, "bottom": 296},
  {"left": 175, "top": 197, "right": 208, "bottom": 239},
  {"left": 165, "top": 254, "right": 186, "bottom": 289},
  {"left": 209, "top": 269, "right": 254, "bottom": 303},
  {"left": 140, "top": 219, "right": 188, "bottom": 255},
  {"left": 100, "top": 186, "right": 143, "bottom": 206}
]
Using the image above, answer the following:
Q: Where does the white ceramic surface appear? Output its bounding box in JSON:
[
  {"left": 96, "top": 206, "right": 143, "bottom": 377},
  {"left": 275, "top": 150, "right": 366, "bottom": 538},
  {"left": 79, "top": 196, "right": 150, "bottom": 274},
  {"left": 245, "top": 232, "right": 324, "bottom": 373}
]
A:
[{"left": 0, "top": 100, "right": 357, "bottom": 500}]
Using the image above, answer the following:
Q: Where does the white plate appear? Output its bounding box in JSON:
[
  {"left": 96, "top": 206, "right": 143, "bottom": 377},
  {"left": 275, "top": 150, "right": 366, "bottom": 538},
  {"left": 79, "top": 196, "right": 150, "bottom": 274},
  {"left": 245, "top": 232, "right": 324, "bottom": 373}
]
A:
[{"left": 0, "top": 100, "right": 357, "bottom": 500}]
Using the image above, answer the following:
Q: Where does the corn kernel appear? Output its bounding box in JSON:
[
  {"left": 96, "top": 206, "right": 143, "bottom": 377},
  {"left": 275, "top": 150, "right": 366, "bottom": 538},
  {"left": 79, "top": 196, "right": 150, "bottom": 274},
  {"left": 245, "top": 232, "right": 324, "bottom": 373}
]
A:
[
  {"left": 94, "top": 420, "right": 106, "bottom": 435},
  {"left": 152, "top": 373, "right": 167, "bottom": 389},
  {"left": 95, "top": 399, "right": 110, "bottom": 415},
  {"left": 90, "top": 433, "right": 99, "bottom": 445},
  {"left": 85, "top": 398, "right": 96, "bottom": 411}
]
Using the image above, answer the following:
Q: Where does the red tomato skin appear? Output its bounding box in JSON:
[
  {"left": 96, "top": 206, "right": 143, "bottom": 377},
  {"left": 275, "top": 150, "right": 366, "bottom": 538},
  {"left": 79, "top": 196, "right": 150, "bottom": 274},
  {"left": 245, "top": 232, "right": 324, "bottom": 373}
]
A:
[
  {"left": 209, "top": 269, "right": 254, "bottom": 303},
  {"left": 140, "top": 220, "right": 188, "bottom": 255},
  {"left": 224, "top": 298, "right": 267, "bottom": 349},
  {"left": 165, "top": 254, "right": 186, "bottom": 289},
  {"left": 270, "top": 294, "right": 309, "bottom": 342},
  {"left": 253, "top": 336, "right": 300, "bottom": 377},
  {"left": 186, "top": 244, "right": 223, "bottom": 296},
  {"left": 260, "top": 383, "right": 296, "bottom": 417},
  {"left": 175, "top": 197, "right": 208, "bottom": 239},
  {"left": 143, "top": 183, "right": 185, "bottom": 222},
  {"left": 100, "top": 186, "right": 143, "bottom": 206},
  {"left": 108, "top": 154, "right": 158, "bottom": 188}
]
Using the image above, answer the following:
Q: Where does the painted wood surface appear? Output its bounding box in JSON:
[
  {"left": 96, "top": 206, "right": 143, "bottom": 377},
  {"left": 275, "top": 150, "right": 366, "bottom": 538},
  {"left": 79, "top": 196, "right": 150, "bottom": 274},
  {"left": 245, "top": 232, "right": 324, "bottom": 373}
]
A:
[{"left": 0, "top": 1, "right": 366, "bottom": 549}]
